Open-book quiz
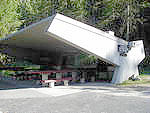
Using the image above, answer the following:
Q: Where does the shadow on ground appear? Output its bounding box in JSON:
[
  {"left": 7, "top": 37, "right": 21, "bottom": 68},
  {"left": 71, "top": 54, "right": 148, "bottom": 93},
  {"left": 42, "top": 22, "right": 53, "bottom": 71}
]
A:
[
  {"left": 0, "top": 80, "right": 41, "bottom": 90},
  {"left": 1, "top": 80, "right": 150, "bottom": 98}
]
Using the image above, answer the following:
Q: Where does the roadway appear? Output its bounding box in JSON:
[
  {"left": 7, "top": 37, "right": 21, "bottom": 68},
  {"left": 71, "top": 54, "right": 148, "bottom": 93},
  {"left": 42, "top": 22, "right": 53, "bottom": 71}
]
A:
[{"left": 0, "top": 82, "right": 150, "bottom": 113}]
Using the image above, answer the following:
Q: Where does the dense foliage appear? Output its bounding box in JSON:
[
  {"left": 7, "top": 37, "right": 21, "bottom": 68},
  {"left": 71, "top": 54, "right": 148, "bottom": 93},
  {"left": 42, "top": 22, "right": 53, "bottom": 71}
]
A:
[
  {"left": 0, "top": 0, "right": 22, "bottom": 38},
  {"left": 0, "top": 0, "right": 150, "bottom": 65},
  {"left": 0, "top": 0, "right": 149, "bottom": 39}
]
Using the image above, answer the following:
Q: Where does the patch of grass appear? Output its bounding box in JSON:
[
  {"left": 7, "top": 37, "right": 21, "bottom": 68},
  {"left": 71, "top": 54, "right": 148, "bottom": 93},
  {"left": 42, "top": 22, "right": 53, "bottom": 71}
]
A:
[
  {"left": 140, "top": 74, "right": 150, "bottom": 77},
  {"left": 118, "top": 74, "right": 150, "bottom": 86}
]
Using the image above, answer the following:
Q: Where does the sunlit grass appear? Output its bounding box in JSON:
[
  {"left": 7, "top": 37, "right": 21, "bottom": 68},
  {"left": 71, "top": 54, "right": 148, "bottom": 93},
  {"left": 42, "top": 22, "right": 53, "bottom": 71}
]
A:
[{"left": 118, "top": 74, "right": 150, "bottom": 86}]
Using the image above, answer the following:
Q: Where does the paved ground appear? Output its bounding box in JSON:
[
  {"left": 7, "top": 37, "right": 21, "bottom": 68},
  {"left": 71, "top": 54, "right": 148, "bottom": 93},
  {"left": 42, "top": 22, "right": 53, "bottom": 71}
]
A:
[{"left": 0, "top": 82, "right": 150, "bottom": 113}]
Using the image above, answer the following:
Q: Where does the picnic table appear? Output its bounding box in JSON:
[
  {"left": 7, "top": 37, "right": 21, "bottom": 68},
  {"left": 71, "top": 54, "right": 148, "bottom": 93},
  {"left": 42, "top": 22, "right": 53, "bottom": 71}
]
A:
[
  {"left": 25, "top": 70, "right": 74, "bottom": 87},
  {"left": 40, "top": 77, "right": 73, "bottom": 87}
]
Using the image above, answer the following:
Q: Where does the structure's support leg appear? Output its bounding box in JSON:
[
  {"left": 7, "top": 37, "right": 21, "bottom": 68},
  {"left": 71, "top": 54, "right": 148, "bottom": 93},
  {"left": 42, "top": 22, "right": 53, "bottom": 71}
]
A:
[
  {"left": 72, "top": 72, "right": 77, "bottom": 82},
  {"left": 56, "top": 73, "right": 62, "bottom": 79},
  {"left": 112, "top": 62, "right": 139, "bottom": 84},
  {"left": 80, "top": 72, "right": 86, "bottom": 83},
  {"left": 112, "top": 40, "right": 145, "bottom": 83},
  {"left": 42, "top": 74, "right": 48, "bottom": 80},
  {"left": 57, "top": 54, "right": 63, "bottom": 70},
  {"left": 91, "top": 76, "right": 95, "bottom": 82},
  {"left": 74, "top": 54, "right": 80, "bottom": 66},
  {"left": 42, "top": 74, "right": 48, "bottom": 86}
]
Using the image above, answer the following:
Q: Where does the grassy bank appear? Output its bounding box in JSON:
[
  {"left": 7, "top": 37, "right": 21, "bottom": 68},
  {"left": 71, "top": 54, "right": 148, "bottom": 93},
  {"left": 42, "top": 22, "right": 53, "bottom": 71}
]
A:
[{"left": 118, "top": 74, "right": 150, "bottom": 86}]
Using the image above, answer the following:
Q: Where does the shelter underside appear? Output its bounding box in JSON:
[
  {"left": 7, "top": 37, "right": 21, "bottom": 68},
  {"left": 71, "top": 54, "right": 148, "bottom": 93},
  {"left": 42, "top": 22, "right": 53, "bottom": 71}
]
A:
[{"left": 0, "top": 13, "right": 145, "bottom": 83}]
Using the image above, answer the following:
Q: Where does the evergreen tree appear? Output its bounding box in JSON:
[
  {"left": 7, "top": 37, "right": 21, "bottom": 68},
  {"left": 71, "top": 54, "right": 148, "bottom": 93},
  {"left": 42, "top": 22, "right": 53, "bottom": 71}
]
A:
[{"left": 0, "top": 0, "right": 22, "bottom": 38}]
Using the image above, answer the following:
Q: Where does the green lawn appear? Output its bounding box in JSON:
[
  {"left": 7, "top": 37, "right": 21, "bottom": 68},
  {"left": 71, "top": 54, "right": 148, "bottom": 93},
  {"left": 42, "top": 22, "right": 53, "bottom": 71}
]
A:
[{"left": 118, "top": 74, "right": 150, "bottom": 86}]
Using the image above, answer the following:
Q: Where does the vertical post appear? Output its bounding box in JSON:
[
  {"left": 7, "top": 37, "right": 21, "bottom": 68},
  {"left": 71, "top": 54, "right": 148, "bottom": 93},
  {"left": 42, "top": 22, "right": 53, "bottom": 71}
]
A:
[
  {"left": 80, "top": 71, "right": 86, "bottom": 83},
  {"left": 74, "top": 54, "right": 80, "bottom": 67},
  {"left": 56, "top": 73, "right": 62, "bottom": 80},
  {"left": 42, "top": 74, "right": 48, "bottom": 80},
  {"left": 42, "top": 74, "right": 48, "bottom": 86},
  {"left": 126, "top": 2, "right": 130, "bottom": 41},
  {"left": 72, "top": 71, "right": 77, "bottom": 82}
]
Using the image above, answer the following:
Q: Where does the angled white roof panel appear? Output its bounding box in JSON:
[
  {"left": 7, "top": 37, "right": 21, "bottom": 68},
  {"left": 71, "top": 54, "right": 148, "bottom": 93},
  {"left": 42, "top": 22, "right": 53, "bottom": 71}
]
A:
[{"left": 0, "top": 13, "right": 145, "bottom": 83}]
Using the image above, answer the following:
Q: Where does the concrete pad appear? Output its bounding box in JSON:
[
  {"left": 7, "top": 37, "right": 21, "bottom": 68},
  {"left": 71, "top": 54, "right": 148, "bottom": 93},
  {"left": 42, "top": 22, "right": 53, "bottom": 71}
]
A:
[
  {"left": 32, "top": 86, "right": 83, "bottom": 97},
  {"left": 31, "top": 83, "right": 150, "bottom": 98},
  {"left": 0, "top": 82, "right": 150, "bottom": 99},
  {"left": 0, "top": 88, "right": 51, "bottom": 99}
]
